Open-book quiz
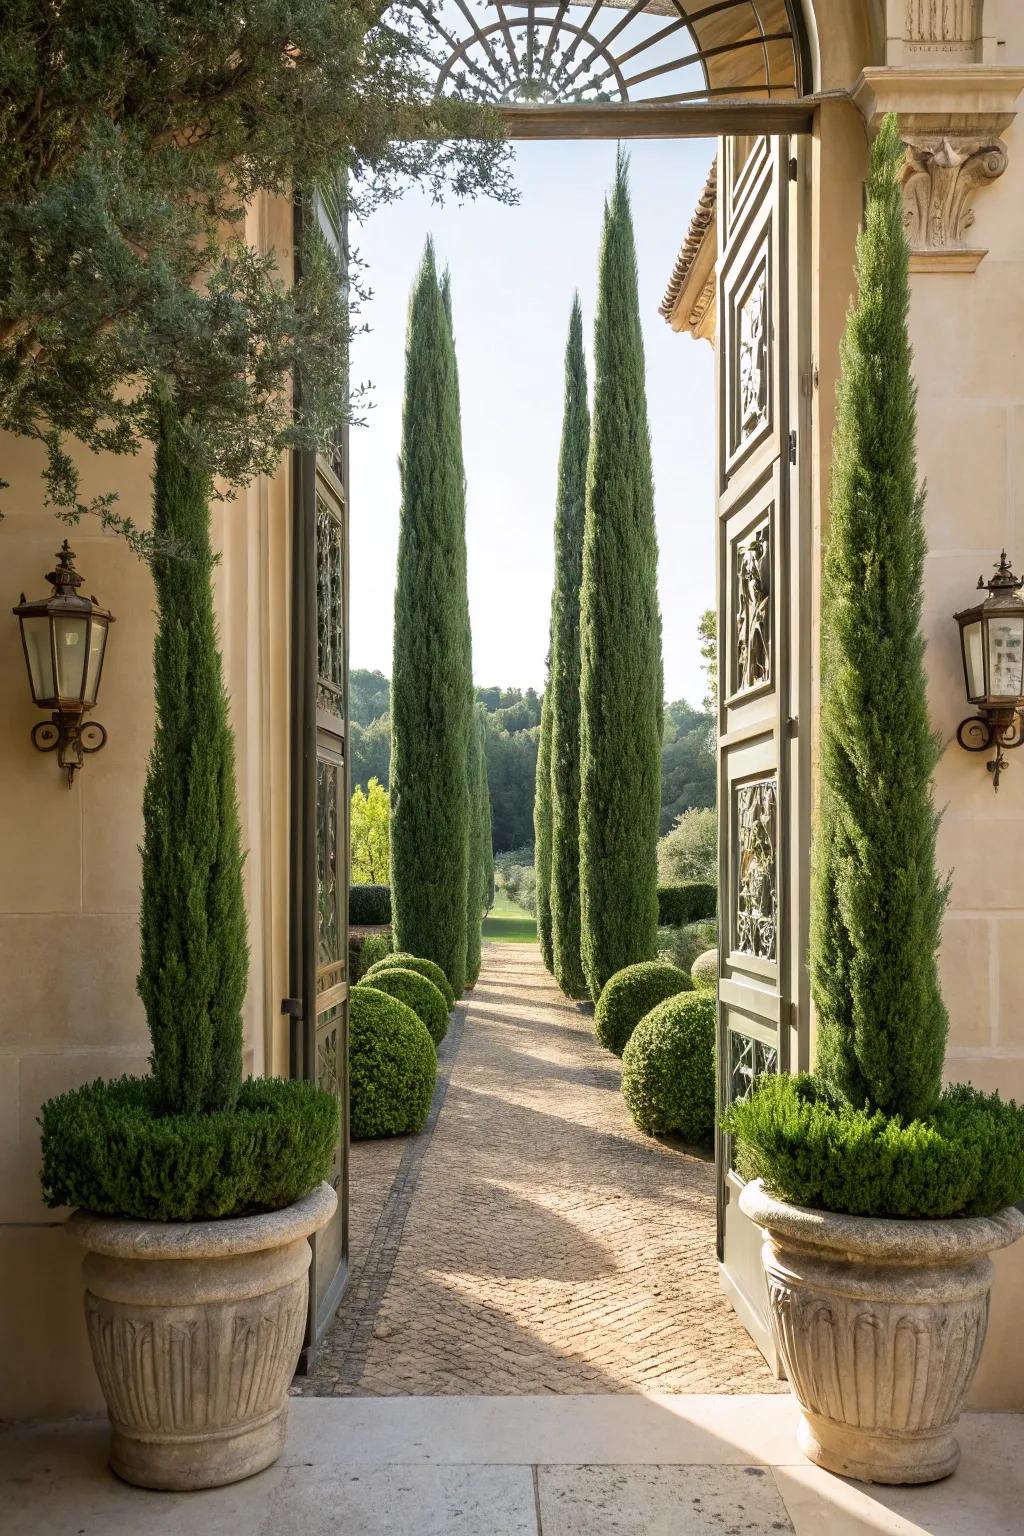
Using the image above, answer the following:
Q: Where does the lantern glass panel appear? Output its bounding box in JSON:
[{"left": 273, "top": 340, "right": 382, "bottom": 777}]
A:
[
  {"left": 83, "top": 618, "right": 108, "bottom": 705},
  {"left": 962, "top": 619, "right": 985, "bottom": 701},
  {"left": 987, "top": 614, "right": 1024, "bottom": 699},
  {"left": 53, "top": 615, "right": 89, "bottom": 703},
  {"left": 21, "top": 616, "right": 55, "bottom": 702}
]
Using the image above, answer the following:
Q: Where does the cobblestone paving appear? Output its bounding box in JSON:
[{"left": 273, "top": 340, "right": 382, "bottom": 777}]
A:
[{"left": 303, "top": 943, "right": 778, "bottom": 1396}]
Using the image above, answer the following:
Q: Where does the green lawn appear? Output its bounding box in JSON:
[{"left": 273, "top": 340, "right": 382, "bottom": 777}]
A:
[{"left": 482, "top": 891, "right": 538, "bottom": 944}]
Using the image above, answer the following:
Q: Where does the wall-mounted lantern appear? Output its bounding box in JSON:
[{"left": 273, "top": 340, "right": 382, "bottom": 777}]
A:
[
  {"left": 13, "top": 541, "right": 115, "bottom": 787},
  {"left": 954, "top": 551, "right": 1024, "bottom": 791}
]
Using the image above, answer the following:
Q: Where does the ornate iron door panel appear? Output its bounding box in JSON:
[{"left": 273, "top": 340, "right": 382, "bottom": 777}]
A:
[{"left": 715, "top": 135, "right": 810, "bottom": 1372}]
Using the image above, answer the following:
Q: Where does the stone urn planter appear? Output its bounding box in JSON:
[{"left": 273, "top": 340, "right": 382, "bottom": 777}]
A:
[
  {"left": 739, "top": 1179, "right": 1024, "bottom": 1485},
  {"left": 67, "top": 1180, "right": 337, "bottom": 1491}
]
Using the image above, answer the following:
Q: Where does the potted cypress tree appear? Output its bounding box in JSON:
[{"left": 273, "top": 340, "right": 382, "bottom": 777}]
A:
[
  {"left": 39, "top": 399, "right": 338, "bottom": 1492},
  {"left": 725, "top": 116, "right": 1024, "bottom": 1486}
]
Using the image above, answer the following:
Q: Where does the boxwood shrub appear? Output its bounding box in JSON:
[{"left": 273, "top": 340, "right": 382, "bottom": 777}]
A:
[
  {"left": 40, "top": 1075, "right": 338, "bottom": 1221},
  {"left": 350, "top": 986, "right": 437, "bottom": 1140},
  {"left": 723, "top": 1074, "right": 1024, "bottom": 1219},
  {"left": 657, "top": 882, "right": 717, "bottom": 927},
  {"left": 358, "top": 967, "right": 448, "bottom": 1046},
  {"left": 350, "top": 884, "right": 392, "bottom": 925},
  {"left": 364, "top": 953, "right": 456, "bottom": 1011},
  {"left": 595, "top": 960, "right": 692, "bottom": 1057},
  {"left": 690, "top": 949, "right": 718, "bottom": 993},
  {"left": 621, "top": 991, "right": 716, "bottom": 1142}
]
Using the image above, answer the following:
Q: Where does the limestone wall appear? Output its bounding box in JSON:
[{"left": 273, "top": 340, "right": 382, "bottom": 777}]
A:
[{"left": 0, "top": 195, "right": 294, "bottom": 1419}]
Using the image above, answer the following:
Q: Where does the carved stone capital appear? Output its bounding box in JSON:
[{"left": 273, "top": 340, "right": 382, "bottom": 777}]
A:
[
  {"left": 853, "top": 67, "right": 1024, "bottom": 271},
  {"left": 900, "top": 131, "right": 1009, "bottom": 269}
]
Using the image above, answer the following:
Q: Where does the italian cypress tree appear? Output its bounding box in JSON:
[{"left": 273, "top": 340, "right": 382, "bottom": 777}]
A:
[
  {"left": 549, "top": 296, "right": 590, "bottom": 999},
  {"left": 466, "top": 699, "right": 484, "bottom": 984},
  {"left": 534, "top": 681, "right": 554, "bottom": 971},
  {"left": 479, "top": 707, "right": 495, "bottom": 914},
  {"left": 812, "top": 114, "right": 948, "bottom": 1122},
  {"left": 391, "top": 242, "right": 470, "bottom": 994},
  {"left": 579, "top": 152, "right": 663, "bottom": 1000},
  {"left": 138, "top": 397, "right": 248, "bottom": 1116}
]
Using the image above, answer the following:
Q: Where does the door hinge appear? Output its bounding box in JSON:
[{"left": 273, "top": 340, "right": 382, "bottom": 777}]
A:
[
  {"left": 281, "top": 997, "right": 303, "bottom": 1020},
  {"left": 788, "top": 430, "right": 798, "bottom": 465},
  {"left": 788, "top": 156, "right": 798, "bottom": 182}
]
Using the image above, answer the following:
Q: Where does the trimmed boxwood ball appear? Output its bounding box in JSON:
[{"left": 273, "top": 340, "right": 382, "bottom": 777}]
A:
[
  {"left": 40, "top": 1075, "right": 339, "bottom": 1221},
  {"left": 358, "top": 967, "right": 448, "bottom": 1046},
  {"left": 622, "top": 991, "right": 716, "bottom": 1142},
  {"left": 690, "top": 949, "right": 718, "bottom": 993},
  {"left": 364, "top": 953, "right": 455, "bottom": 1010},
  {"left": 595, "top": 960, "right": 692, "bottom": 1057},
  {"left": 349, "top": 986, "right": 437, "bottom": 1140}
]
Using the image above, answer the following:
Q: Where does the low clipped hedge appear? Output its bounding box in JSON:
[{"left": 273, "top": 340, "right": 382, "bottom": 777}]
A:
[
  {"left": 350, "top": 930, "right": 392, "bottom": 982},
  {"left": 657, "top": 882, "right": 717, "bottom": 927},
  {"left": 40, "top": 1075, "right": 339, "bottom": 1221},
  {"left": 349, "top": 986, "right": 437, "bottom": 1140},
  {"left": 364, "top": 953, "right": 456, "bottom": 1011},
  {"left": 349, "top": 884, "right": 392, "bottom": 925},
  {"left": 621, "top": 991, "right": 716, "bottom": 1142},
  {"left": 359, "top": 967, "right": 448, "bottom": 1046},
  {"left": 723, "top": 1074, "right": 1024, "bottom": 1220},
  {"left": 595, "top": 960, "right": 692, "bottom": 1057},
  {"left": 690, "top": 949, "right": 718, "bottom": 993}
]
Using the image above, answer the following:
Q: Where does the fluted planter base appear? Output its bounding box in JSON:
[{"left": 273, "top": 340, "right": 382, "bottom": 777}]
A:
[
  {"left": 739, "top": 1181, "right": 1024, "bottom": 1486},
  {"left": 67, "top": 1182, "right": 337, "bottom": 1491}
]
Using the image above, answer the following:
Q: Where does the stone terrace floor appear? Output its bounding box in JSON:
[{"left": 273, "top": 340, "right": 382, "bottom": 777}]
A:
[{"left": 300, "top": 941, "right": 777, "bottom": 1397}]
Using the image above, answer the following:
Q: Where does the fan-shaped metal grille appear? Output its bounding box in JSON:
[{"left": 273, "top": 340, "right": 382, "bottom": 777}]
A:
[{"left": 410, "top": 0, "right": 805, "bottom": 105}]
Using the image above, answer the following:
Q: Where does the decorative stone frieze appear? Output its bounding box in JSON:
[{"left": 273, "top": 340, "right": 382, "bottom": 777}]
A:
[{"left": 854, "top": 67, "right": 1024, "bottom": 271}]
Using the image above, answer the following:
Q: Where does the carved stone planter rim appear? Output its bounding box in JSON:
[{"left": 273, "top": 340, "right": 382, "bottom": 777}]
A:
[
  {"left": 66, "top": 1180, "right": 337, "bottom": 1261},
  {"left": 739, "top": 1178, "right": 1024, "bottom": 1264}
]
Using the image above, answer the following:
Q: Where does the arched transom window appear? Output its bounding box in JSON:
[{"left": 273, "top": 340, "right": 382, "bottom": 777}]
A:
[{"left": 406, "top": 0, "right": 807, "bottom": 105}]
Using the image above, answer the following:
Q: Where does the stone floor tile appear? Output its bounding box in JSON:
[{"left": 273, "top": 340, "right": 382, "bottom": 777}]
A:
[
  {"left": 257, "top": 1464, "right": 537, "bottom": 1536},
  {"left": 537, "top": 1464, "right": 795, "bottom": 1535}
]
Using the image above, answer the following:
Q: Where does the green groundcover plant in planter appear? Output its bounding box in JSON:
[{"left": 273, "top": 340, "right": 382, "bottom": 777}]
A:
[
  {"left": 38, "top": 403, "right": 338, "bottom": 1493},
  {"left": 723, "top": 117, "right": 1024, "bottom": 1488}
]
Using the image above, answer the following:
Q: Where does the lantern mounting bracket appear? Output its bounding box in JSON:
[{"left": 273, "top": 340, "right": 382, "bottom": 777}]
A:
[
  {"left": 955, "top": 710, "right": 1024, "bottom": 792},
  {"left": 30, "top": 710, "right": 108, "bottom": 788}
]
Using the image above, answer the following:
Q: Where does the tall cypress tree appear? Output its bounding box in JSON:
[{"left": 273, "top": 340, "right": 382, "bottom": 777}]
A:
[
  {"left": 138, "top": 397, "right": 248, "bottom": 1116},
  {"left": 534, "top": 681, "right": 554, "bottom": 971},
  {"left": 391, "top": 242, "right": 470, "bottom": 994},
  {"left": 465, "top": 699, "right": 484, "bottom": 984},
  {"left": 549, "top": 296, "right": 590, "bottom": 999},
  {"left": 812, "top": 115, "right": 948, "bottom": 1123},
  {"left": 579, "top": 153, "right": 663, "bottom": 1000},
  {"left": 479, "top": 706, "right": 495, "bottom": 914}
]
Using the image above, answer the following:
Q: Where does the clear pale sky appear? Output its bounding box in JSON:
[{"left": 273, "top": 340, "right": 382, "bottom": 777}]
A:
[{"left": 349, "top": 137, "right": 716, "bottom": 705}]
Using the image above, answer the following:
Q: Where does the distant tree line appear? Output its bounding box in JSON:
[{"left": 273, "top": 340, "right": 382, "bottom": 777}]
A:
[{"left": 350, "top": 668, "right": 713, "bottom": 852}]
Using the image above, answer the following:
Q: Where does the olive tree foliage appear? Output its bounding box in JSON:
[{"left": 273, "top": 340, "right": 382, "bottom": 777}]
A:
[{"left": 0, "top": 0, "right": 513, "bottom": 547}]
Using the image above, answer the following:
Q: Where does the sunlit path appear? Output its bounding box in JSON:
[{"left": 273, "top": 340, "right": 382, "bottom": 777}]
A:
[{"left": 303, "top": 942, "right": 776, "bottom": 1396}]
